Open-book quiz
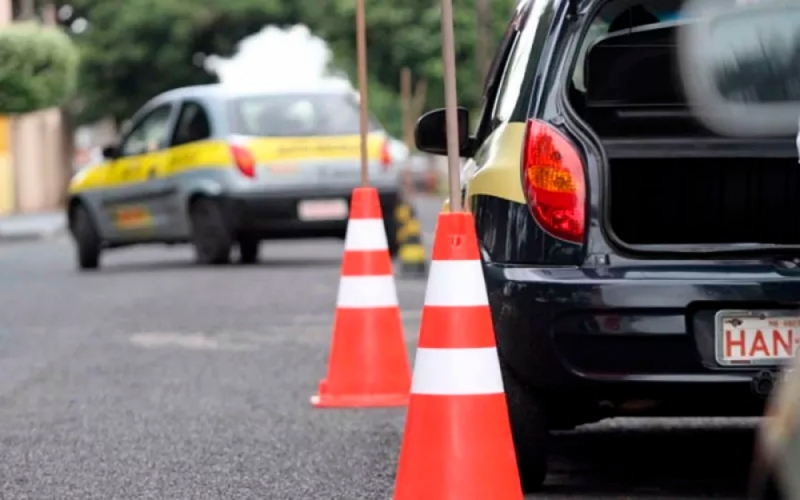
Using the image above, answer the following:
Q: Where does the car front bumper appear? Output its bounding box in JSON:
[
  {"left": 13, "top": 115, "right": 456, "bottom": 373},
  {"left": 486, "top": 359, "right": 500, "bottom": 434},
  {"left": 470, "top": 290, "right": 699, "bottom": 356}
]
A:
[{"left": 486, "top": 260, "right": 800, "bottom": 417}]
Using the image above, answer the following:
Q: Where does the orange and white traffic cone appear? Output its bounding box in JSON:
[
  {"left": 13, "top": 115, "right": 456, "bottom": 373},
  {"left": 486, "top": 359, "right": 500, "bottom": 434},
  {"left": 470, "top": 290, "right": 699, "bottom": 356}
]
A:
[
  {"left": 311, "top": 187, "right": 411, "bottom": 408},
  {"left": 393, "top": 211, "right": 523, "bottom": 500}
]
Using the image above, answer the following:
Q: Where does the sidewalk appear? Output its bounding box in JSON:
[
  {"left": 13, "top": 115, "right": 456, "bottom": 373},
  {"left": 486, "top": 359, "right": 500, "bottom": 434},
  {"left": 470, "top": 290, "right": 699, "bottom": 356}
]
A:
[{"left": 0, "top": 212, "right": 67, "bottom": 242}]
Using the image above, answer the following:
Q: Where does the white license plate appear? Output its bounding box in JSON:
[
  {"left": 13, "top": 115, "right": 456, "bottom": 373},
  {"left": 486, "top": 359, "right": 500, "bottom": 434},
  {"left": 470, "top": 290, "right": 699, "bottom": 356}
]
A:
[
  {"left": 715, "top": 310, "right": 800, "bottom": 366},
  {"left": 297, "top": 199, "right": 348, "bottom": 221}
]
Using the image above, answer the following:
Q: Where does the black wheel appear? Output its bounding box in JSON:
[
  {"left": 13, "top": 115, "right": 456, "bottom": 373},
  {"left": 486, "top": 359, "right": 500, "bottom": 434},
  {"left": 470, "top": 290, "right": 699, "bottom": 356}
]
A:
[
  {"left": 189, "top": 197, "right": 233, "bottom": 265},
  {"left": 238, "top": 236, "right": 260, "bottom": 264},
  {"left": 383, "top": 201, "right": 400, "bottom": 258},
  {"left": 70, "top": 203, "right": 101, "bottom": 271},
  {"left": 500, "top": 355, "right": 550, "bottom": 493}
]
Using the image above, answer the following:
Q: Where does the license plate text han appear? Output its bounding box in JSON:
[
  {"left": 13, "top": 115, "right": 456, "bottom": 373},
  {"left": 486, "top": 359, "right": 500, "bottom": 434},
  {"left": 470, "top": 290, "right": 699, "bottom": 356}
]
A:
[{"left": 717, "top": 312, "right": 800, "bottom": 366}]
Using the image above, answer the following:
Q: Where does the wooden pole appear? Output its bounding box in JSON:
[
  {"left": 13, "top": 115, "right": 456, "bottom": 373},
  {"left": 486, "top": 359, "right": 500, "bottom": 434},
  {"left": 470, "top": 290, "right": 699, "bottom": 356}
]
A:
[
  {"left": 356, "top": 0, "right": 370, "bottom": 187},
  {"left": 440, "top": 0, "right": 462, "bottom": 212},
  {"left": 400, "top": 68, "right": 413, "bottom": 149}
]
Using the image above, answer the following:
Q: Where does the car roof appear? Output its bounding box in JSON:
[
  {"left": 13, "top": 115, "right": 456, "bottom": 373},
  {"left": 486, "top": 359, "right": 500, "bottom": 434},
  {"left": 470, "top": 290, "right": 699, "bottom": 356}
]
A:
[{"left": 154, "top": 83, "right": 359, "bottom": 104}]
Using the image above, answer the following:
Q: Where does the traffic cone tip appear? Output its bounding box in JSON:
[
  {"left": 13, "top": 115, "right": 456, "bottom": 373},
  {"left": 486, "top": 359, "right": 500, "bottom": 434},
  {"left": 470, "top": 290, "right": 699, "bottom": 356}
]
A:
[
  {"left": 431, "top": 211, "right": 481, "bottom": 261},
  {"left": 349, "top": 187, "right": 383, "bottom": 219},
  {"left": 410, "top": 346, "right": 504, "bottom": 396}
]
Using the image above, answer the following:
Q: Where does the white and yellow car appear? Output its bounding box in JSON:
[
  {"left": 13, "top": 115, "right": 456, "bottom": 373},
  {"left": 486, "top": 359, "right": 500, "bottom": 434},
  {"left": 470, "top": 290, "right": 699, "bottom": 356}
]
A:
[{"left": 67, "top": 84, "right": 407, "bottom": 269}]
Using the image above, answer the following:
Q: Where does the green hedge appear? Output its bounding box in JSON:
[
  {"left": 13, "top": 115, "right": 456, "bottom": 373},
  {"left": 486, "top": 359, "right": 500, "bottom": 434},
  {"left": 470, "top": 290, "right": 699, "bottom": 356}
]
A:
[{"left": 0, "top": 22, "right": 80, "bottom": 114}]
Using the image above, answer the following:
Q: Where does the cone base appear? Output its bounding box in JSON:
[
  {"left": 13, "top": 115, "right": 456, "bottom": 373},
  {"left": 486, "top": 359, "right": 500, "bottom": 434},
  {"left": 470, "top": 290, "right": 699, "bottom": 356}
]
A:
[
  {"left": 310, "top": 391, "right": 409, "bottom": 408},
  {"left": 393, "top": 394, "right": 523, "bottom": 500}
]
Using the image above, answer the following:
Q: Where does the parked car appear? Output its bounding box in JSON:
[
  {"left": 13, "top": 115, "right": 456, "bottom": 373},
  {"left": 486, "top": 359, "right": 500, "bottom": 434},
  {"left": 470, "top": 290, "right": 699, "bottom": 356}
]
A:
[
  {"left": 415, "top": 0, "right": 800, "bottom": 492},
  {"left": 67, "top": 84, "right": 405, "bottom": 269}
]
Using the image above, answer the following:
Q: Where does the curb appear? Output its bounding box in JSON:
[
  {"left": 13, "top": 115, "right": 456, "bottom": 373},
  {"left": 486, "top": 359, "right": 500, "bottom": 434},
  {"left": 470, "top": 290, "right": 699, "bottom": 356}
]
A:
[{"left": 0, "top": 226, "right": 66, "bottom": 243}]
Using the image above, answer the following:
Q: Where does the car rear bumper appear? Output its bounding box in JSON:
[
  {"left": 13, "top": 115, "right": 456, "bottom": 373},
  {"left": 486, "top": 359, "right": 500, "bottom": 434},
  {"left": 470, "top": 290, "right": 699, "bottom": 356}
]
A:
[
  {"left": 223, "top": 187, "right": 400, "bottom": 238},
  {"left": 487, "top": 261, "right": 800, "bottom": 417}
]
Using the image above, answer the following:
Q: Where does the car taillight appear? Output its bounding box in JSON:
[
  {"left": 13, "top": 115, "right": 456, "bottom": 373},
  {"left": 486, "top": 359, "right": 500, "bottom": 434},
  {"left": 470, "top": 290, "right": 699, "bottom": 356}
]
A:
[
  {"left": 230, "top": 144, "right": 256, "bottom": 178},
  {"left": 521, "top": 119, "right": 585, "bottom": 244},
  {"left": 380, "top": 140, "right": 392, "bottom": 170}
]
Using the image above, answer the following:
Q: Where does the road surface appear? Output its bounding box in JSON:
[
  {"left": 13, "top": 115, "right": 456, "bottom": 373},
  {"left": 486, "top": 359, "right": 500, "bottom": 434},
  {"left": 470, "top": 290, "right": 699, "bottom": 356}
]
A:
[{"left": 0, "top": 195, "right": 754, "bottom": 499}]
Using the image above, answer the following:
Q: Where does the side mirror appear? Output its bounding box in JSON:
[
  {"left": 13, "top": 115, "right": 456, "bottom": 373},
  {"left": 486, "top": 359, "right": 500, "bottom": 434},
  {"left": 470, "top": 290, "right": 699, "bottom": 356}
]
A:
[
  {"left": 414, "top": 107, "right": 472, "bottom": 157},
  {"left": 101, "top": 145, "right": 120, "bottom": 160}
]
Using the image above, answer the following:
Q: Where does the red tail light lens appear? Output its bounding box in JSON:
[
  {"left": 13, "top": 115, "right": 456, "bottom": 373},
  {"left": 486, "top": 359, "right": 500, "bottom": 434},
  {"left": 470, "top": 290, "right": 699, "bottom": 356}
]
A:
[
  {"left": 380, "top": 140, "right": 392, "bottom": 169},
  {"left": 521, "top": 119, "right": 585, "bottom": 244},
  {"left": 230, "top": 144, "right": 256, "bottom": 178}
]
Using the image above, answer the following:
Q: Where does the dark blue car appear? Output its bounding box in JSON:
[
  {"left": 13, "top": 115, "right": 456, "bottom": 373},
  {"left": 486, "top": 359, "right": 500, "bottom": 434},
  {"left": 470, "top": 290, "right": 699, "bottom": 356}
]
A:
[{"left": 415, "top": 0, "right": 800, "bottom": 492}]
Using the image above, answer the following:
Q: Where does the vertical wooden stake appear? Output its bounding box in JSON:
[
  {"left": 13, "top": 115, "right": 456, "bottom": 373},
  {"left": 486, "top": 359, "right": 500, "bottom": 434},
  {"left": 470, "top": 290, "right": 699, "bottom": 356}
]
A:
[
  {"left": 400, "top": 68, "right": 413, "bottom": 149},
  {"left": 440, "top": 0, "right": 462, "bottom": 212},
  {"left": 356, "top": 0, "right": 370, "bottom": 186}
]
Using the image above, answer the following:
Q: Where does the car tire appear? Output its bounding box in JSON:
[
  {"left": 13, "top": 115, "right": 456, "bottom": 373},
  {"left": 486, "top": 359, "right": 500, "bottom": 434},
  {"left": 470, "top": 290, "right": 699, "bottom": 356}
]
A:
[
  {"left": 499, "top": 355, "right": 550, "bottom": 493},
  {"left": 71, "top": 204, "right": 101, "bottom": 271},
  {"left": 190, "top": 197, "right": 233, "bottom": 265},
  {"left": 238, "top": 236, "right": 260, "bottom": 264}
]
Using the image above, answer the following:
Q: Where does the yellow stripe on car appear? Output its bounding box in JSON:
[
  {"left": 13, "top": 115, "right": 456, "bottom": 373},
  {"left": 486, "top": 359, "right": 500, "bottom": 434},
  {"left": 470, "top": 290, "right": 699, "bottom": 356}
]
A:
[{"left": 69, "top": 134, "right": 386, "bottom": 195}]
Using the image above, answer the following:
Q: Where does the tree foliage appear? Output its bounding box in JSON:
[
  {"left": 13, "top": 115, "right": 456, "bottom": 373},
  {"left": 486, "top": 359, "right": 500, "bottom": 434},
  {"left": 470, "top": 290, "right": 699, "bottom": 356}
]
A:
[
  {"left": 0, "top": 21, "right": 80, "bottom": 114},
  {"left": 64, "top": 0, "right": 516, "bottom": 135},
  {"left": 308, "top": 0, "right": 517, "bottom": 135}
]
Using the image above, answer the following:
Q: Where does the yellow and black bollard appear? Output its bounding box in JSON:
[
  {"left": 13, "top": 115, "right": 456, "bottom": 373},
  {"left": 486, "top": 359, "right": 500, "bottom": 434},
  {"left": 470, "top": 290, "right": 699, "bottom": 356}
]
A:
[{"left": 394, "top": 202, "right": 428, "bottom": 277}]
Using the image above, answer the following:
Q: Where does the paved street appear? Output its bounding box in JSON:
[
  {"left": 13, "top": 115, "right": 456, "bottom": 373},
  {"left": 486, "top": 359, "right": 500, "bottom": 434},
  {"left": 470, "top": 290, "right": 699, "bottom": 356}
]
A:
[{"left": 0, "top": 195, "right": 754, "bottom": 499}]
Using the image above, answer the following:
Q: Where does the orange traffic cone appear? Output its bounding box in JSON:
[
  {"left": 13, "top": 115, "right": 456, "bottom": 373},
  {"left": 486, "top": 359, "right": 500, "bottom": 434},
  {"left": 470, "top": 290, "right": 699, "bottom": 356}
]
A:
[
  {"left": 393, "top": 211, "right": 523, "bottom": 499},
  {"left": 311, "top": 187, "right": 411, "bottom": 408}
]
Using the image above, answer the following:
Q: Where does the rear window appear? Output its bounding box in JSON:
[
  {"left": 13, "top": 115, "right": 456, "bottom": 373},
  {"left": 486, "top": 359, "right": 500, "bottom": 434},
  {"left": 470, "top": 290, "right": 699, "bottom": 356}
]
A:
[
  {"left": 571, "top": 0, "right": 742, "bottom": 94},
  {"left": 230, "top": 93, "right": 381, "bottom": 137},
  {"left": 567, "top": 0, "right": 749, "bottom": 138}
]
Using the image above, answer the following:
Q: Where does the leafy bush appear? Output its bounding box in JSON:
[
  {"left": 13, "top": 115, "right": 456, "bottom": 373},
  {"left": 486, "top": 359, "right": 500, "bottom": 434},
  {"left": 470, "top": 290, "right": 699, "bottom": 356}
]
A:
[{"left": 0, "top": 22, "right": 80, "bottom": 114}]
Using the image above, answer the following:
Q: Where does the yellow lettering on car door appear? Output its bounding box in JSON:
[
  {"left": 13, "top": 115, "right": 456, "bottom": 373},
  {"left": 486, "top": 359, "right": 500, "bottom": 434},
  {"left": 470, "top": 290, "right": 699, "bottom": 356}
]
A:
[
  {"left": 166, "top": 140, "right": 230, "bottom": 176},
  {"left": 108, "top": 155, "right": 144, "bottom": 186},
  {"left": 108, "top": 152, "right": 155, "bottom": 231},
  {"left": 142, "top": 150, "right": 169, "bottom": 181}
]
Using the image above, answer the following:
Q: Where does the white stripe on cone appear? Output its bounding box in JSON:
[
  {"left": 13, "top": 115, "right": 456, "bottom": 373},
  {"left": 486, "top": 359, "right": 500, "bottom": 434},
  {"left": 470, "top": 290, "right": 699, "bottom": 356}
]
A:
[
  {"left": 338, "top": 275, "right": 399, "bottom": 308},
  {"left": 344, "top": 219, "right": 389, "bottom": 251},
  {"left": 411, "top": 347, "right": 504, "bottom": 395},
  {"left": 424, "top": 260, "right": 489, "bottom": 307}
]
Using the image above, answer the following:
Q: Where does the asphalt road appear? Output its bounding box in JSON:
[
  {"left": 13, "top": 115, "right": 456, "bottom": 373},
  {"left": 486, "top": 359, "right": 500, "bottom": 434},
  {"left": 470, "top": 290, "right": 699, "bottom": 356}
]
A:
[{"left": 0, "top": 195, "right": 755, "bottom": 499}]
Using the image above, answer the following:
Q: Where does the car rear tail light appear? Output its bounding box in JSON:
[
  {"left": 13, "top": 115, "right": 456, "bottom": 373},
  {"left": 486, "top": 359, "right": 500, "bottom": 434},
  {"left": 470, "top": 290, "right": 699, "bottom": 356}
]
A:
[
  {"left": 380, "top": 140, "right": 392, "bottom": 170},
  {"left": 521, "top": 119, "right": 585, "bottom": 244},
  {"left": 230, "top": 144, "right": 256, "bottom": 178}
]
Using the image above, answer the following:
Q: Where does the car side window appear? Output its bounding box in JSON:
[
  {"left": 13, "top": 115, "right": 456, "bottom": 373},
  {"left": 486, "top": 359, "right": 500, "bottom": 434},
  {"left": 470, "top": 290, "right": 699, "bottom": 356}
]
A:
[
  {"left": 492, "top": 0, "right": 552, "bottom": 123},
  {"left": 171, "top": 101, "right": 212, "bottom": 147},
  {"left": 120, "top": 105, "right": 173, "bottom": 157},
  {"left": 472, "top": 8, "right": 525, "bottom": 143}
]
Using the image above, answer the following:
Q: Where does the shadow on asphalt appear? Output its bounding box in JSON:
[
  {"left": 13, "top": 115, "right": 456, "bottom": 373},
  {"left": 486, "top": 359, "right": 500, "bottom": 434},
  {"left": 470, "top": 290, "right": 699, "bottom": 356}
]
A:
[{"left": 539, "top": 424, "right": 754, "bottom": 498}]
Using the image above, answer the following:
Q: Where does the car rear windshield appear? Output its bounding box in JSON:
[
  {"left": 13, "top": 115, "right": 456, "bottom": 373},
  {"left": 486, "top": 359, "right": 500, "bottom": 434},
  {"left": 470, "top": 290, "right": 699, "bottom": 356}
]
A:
[
  {"left": 229, "top": 93, "right": 381, "bottom": 137},
  {"left": 571, "top": 0, "right": 742, "bottom": 93}
]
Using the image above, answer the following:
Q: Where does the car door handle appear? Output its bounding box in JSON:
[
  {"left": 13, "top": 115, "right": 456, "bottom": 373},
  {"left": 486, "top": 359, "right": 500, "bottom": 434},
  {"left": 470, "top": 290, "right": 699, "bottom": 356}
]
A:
[{"left": 148, "top": 167, "right": 158, "bottom": 179}]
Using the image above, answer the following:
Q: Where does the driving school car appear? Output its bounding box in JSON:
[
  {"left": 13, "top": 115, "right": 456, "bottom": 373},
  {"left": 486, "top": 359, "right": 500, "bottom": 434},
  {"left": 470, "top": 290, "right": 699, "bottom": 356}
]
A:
[
  {"left": 415, "top": 0, "right": 800, "bottom": 492},
  {"left": 67, "top": 84, "right": 405, "bottom": 269}
]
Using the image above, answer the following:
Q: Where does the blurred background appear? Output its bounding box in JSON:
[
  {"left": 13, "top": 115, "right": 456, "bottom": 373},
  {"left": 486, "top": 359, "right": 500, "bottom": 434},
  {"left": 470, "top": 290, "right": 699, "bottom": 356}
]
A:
[{"left": 0, "top": 0, "right": 518, "bottom": 217}]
